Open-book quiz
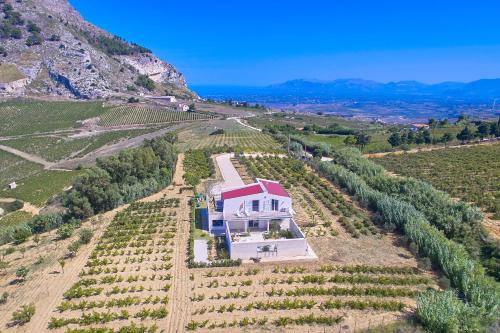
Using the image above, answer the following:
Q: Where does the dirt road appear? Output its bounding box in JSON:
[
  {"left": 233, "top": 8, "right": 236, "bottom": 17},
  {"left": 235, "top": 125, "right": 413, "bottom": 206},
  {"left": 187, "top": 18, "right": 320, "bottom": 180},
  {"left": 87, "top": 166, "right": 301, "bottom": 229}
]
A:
[{"left": 0, "top": 144, "right": 53, "bottom": 168}]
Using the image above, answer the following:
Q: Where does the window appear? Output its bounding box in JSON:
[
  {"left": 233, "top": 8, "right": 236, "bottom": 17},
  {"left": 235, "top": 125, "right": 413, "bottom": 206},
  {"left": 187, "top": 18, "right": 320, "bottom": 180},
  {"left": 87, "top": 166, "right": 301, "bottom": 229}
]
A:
[
  {"left": 271, "top": 199, "right": 279, "bottom": 211},
  {"left": 212, "top": 220, "right": 223, "bottom": 227},
  {"left": 248, "top": 220, "right": 259, "bottom": 228},
  {"left": 252, "top": 200, "right": 259, "bottom": 212}
]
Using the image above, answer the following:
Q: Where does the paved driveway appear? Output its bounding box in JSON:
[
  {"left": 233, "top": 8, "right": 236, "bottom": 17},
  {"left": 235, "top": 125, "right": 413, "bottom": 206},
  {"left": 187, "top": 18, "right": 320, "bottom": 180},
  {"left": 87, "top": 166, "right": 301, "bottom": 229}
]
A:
[
  {"left": 215, "top": 153, "right": 245, "bottom": 190},
  {"left": 194, "top": 239, "right": 209, "bottom": 263}
]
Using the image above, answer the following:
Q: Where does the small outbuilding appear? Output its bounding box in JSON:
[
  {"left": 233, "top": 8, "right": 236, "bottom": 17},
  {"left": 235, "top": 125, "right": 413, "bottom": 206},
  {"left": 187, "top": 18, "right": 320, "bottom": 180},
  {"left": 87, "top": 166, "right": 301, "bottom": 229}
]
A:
[{"left": 8, "top": 182, "right": 17, "bottom": 189}]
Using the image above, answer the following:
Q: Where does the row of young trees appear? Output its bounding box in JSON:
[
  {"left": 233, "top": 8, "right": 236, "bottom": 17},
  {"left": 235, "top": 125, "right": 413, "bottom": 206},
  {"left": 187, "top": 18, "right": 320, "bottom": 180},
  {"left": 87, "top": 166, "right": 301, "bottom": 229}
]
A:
[
  {"left": 314, "top": 153, "right": 499, "bottom": 331},
  {"left": 63, "top": 136, "right": 177, "bottom": 219}
]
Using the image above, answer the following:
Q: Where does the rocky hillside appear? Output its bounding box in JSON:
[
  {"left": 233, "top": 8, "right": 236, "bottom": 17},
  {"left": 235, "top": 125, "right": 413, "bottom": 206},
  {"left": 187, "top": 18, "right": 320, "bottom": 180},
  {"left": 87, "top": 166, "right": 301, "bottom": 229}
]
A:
[{"left": 0, "top": 0, "right": 192, "bottom": 99}]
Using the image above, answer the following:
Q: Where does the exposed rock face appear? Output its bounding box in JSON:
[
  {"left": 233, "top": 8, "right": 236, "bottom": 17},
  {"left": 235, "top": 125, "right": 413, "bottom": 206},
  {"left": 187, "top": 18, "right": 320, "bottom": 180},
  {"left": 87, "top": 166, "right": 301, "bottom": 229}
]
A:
[{"left": 0, "top": 0, "right": 190, "bottom": 99}]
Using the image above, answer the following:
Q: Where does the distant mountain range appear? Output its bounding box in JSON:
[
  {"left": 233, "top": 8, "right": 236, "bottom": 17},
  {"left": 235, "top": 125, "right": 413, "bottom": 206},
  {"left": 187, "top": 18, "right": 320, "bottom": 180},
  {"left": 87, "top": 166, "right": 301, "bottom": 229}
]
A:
[{"left": 193, "top": 78, "right": 500, "bottom": 103}]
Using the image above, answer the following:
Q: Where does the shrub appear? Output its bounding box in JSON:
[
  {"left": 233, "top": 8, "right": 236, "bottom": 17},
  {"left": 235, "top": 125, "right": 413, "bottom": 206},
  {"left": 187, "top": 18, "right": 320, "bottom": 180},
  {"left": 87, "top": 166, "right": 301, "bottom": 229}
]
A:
[
  {"left": 57, "top": 224, "right": 75, "bottom": 240},
  {"left": 67, "top": 241, "right": 81, "bottom": 257},
  {"left": 49, "top": 34, "right": 60, "bottom": 41},
  {"left": 0, "top": 292, "right": 8, "bottom": 304},
  {"left": 78, "top": 229, "right": 93, "bottom": 244},
  {"left": 12, "top": 226, "right": 31, "bottom": 244},
  {"left": 135, "top": 74, "right": 155, "bottom": 91},
  {"left": 28, "top": 213, "right": 63, "bottom": 234},
  {"left": 15, "top": 266, "right": 29, "bottom": 281},
  {"left": 26, "top": 32, "right": 43, "bottom": 46},
  {"left": 10, "top": 303, "right": 35, "bottom": 326}
]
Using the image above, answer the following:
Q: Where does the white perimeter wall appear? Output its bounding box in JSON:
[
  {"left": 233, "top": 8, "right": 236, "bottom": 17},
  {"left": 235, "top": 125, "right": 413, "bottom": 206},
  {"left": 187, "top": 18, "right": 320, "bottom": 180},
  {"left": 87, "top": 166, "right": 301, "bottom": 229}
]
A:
[{"left": 230, "top": 238, "right": 309, "bottom": 260}]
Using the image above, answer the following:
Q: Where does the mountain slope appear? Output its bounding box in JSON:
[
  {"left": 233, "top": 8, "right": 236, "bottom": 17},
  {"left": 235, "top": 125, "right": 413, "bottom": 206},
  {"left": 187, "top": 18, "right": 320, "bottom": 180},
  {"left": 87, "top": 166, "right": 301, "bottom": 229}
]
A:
[{"left": 0, "top": 0, "right": 192, "bottom": 99}]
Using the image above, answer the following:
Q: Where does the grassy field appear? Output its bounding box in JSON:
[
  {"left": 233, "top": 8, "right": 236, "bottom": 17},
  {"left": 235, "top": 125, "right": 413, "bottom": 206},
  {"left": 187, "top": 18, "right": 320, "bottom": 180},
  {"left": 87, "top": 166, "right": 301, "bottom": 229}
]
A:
[
  {"left": 1, "top": 129, "right": 157, "bottom": 162},
  {"left": 371, "top": 143, "right": 500, "bottom": 219},
  {"left": 0, "top": 99, "right": 105, "bottom": 136},
  {"left": 99, "top": 105, "right": 216, "bottom": 127},
  {"left": 0, "top": 150, "right": 43, "bottom": 186},
  {"left": 1, "top": 170, "right": 82, "bottom": 206}
]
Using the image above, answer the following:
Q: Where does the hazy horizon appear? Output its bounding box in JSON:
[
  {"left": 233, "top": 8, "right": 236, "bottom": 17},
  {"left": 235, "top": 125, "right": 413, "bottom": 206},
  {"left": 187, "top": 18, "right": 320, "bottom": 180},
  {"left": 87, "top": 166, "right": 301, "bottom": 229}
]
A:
[{"left": 70, "top": 0, "right": 500, "bottom": 85}]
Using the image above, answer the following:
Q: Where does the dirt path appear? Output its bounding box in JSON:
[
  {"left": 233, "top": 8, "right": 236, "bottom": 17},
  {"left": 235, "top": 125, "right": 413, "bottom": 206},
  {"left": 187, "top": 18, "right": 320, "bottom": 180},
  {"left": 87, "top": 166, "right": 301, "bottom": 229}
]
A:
[
  {"left": 164, "top": 154, "right": 192, "bottom": 333},
  {"left": 364, "top": 139, "right": 500, "bottom": 158},
  {"left": 227, "top": 117, "right": 262, "bottom": 132},
  {"left": 0, "top": 144, "right": 54, "bottom": 168}
]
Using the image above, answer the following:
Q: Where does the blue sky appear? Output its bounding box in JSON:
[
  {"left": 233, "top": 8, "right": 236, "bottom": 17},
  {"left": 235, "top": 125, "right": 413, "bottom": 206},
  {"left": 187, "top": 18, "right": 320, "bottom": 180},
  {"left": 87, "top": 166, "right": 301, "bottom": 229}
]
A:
[{"left": 70, "top": 0, "right": 500, "bottom": 86}]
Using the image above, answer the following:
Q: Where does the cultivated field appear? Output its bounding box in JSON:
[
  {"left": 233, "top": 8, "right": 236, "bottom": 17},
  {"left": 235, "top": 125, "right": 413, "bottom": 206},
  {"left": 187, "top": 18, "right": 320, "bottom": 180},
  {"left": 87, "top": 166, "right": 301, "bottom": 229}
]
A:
[
  {"left": 0, "top": 150, "right": 43, "bottom": 186},
  {"left": 177, "top": 119, "right": 283, "bottom": 153},
  {"left": 2, "top": 170, "right": 82, "bottom": 207},
  {"left": 0, "top": 100, "right": 105, "bottom": 136},
  {"left": 46, "top": 198, "right": 180, "bottom": 332},
  {"left": 99, "top": 105, "right": 216, "bottom": 127},
  {"left": 371, "top": 143, "right": 500, "bottom": 220},
  {"left": 0, "top": 154, "right": 193, "bottom": 333},
  {"left": 1, "top": 129, "right": 157, "bottom": 162},
  {"left": 187, "top": 263, "right": 434, "bottom": 332}
]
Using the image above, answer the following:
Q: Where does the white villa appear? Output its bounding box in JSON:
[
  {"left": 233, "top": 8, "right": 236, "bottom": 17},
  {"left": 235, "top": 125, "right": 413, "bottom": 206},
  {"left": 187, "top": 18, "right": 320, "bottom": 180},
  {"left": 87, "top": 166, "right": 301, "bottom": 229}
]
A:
[{"left": 203, "top": 178, "right": 312, "bottom": 260}]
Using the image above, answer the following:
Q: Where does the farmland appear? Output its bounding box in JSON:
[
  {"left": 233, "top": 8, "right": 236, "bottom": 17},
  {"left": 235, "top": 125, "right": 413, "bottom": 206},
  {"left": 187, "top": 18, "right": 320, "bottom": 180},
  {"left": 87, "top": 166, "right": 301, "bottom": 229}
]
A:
[
  {"left": 0, "top": 151, "right": 439, "bottom": 333},
  {"left": 187, "top": 263, "right": 434, "bottom": 331},
  {"left": 2, "top": 170, "right": 82, "bottom": 206},
  {"left": 0, "top": 150, "right": 43, "bottom": 186},
  {"left": 98, "top": 105, "right": 216, "bottom": 127},
  {"left": 48, "top": 198, "right": 180, "bottom": 332},
  {"left": 175, "top": 155, "right": 440, "bottom": 332},
  {"left": 0, "top": 100, "right": 105, "bottom": 136},
  {"left": 177, "top": 119, "right": 283, "bottom": 153},
  {"left": 1, "top": 129, "right": 158, "bottom": 162},
  {"left": 371, "top": 143, "right": 500, "bottom": 219}
]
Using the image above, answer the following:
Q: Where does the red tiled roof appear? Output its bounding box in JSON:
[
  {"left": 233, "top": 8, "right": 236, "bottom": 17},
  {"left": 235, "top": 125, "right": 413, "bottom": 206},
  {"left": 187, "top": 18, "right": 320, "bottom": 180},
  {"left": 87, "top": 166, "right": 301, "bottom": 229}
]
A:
[
  {"left": 221, "top": 184, "right": 264, "bottom": 200},
  {"left": 259, "top": 180, "right": 289, "bottom": 198}
]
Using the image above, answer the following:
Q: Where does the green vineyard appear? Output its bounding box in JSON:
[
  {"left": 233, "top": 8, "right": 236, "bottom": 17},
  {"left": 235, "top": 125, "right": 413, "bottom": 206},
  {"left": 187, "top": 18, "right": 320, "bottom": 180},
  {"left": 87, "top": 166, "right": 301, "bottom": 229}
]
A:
[
  {"left": 0, "top": 100, "right": 105, "bottom": 136},
  {"left": 179, "top": 131, "right": 283, "bottom": 152},
  {"left": 98, "top": 105, "right": 216, "bottom": 127},
  {"left": 371, "top": 143, "right": 500, "bottom": 218}
]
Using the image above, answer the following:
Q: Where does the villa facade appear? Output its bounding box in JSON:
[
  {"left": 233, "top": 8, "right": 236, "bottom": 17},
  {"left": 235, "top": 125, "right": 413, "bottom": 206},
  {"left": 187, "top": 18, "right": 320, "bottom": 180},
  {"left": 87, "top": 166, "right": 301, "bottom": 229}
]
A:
[{"left": 203, "top": 178, "right": 311, "bottom": 260}]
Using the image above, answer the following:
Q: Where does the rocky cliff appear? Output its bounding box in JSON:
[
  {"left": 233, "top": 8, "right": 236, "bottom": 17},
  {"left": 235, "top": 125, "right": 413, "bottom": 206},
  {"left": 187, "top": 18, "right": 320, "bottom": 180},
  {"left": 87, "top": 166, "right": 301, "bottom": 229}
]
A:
[{"left": 0, "top": 0, "right": 192, "bottom": 99}]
